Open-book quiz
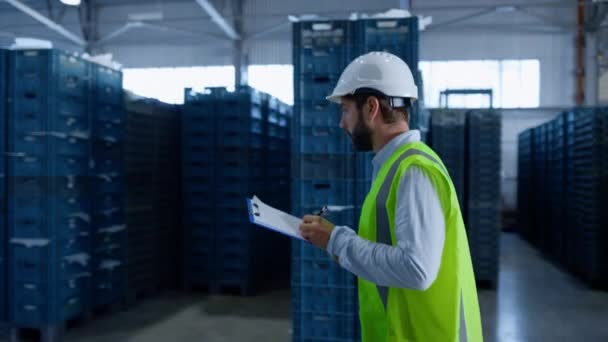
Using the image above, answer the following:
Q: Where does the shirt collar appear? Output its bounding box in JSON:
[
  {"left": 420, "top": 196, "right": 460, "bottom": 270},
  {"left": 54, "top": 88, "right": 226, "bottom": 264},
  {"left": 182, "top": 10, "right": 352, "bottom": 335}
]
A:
[{"left": 371, "top": 130, "right": 421, "bottom": 174}]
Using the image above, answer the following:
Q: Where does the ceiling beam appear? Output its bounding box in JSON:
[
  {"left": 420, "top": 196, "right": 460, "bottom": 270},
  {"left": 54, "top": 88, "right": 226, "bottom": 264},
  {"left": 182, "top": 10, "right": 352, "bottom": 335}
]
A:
[
  {"left": 193, "top": 0, "right": 240, "bottom": 40},
  {"left": 3, "top": 0, "right": 85, "bottom": 46}
]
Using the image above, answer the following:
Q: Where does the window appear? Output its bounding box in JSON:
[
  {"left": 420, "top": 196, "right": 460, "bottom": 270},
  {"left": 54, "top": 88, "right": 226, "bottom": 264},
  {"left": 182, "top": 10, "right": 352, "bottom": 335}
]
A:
[
  {"left": 419, "top": 60, "right": 540, "bottom": 108},
  {"left": 123, "top": 66, "right": 235, "bottom": 104},
  {"left": 248, "top": 65, "right": 294, "bottom": 105},
  {"left": 122, "top": 64, "right": 294, "bottom": 105}
]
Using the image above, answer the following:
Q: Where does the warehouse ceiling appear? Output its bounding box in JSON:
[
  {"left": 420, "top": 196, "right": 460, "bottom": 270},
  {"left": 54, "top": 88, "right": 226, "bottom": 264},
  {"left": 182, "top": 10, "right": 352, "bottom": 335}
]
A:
[{"left": 0, "top": 0, "right": 580, "bottom": 65}]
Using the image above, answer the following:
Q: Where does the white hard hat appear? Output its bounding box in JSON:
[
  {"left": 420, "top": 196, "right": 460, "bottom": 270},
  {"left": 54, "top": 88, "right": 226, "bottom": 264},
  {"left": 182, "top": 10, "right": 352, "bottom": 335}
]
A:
[{"left": 326, "top": 51, "right": 418, "bottom": 103}]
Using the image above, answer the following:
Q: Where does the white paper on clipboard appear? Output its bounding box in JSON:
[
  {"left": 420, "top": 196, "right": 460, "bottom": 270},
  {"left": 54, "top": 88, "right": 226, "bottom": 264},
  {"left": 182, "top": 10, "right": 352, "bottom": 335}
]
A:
[{"left": 246, "top": 195, "right": 305, "bottom": 241}]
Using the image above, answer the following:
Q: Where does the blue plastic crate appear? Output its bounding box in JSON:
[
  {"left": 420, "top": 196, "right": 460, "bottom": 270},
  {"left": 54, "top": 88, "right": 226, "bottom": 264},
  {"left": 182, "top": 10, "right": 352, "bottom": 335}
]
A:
[
  {"left": 267, "top": 136, "right": 289, "bottom": 151},
  {"left": 95, "top": 103, "right": 123, "bottom": 124},
  {"left": 356, "top": 18, "right": 419, "bottom": 69},
  {"left": 10, "top": 49, "right": 90, "bottom": 101},
  {"left": 293, "top": 311, "right": 358, "bottom": 342},
  {"left": 182, "top": 188, "right": 216, "bottom": 203},
  {"left": 215, "top": 181, "right": 265, "bottom": 195},
  {"left": 293, "top": 20, "right": 354, "bottom": 75},
  {"left": 298, "top": 153, "right": 356, "bottom": 180},
  {"left": 11, "top": 176, "right": 89, "bottom": 201},
  {"left": 11, "top": 277, "right": 90, "bottom": 327},
  {"left": 357, "top": 17, "right": 419, "bottom": 45},
  {"left": 91, "top": 157, "right": 123, "bottom": 175},
  {"left": 295, "top": 283, "right": 357, "bottom": 314},
  {"left": 92, "top": 64, "right": 122, "bottom": 106},
  {"left": 296, "top": 98, "right": 342, "bottom": 127},
  {"left": 9, "top": 99, "right": 89, "bottom": 134},
  {"left": 296, "top": 180, "right": 355, "bottom": 208},
  {"left": 90, "top": 176, "right": 125, "bottom": 195},
  {"left": 183, "top": 255, "right": 215, "bottom": 286},
  {"left": 298, "top": 73, "right": 341, "bottom": 102},
  {"left": 92, "top": 120, "right": 124, "bottom": 141},
  {"left": 9, "top": 248, "right": 90, "bottom": 284},
  {"left": 182, "top": 133, "right": 215, "bottom": 149},
  {"left": 0, "top": 45, "right": 5, "bottom": 315},
  {"left": 299, "top": 126, "right": 350, "bottom": 154},
  {"left": 91, "top": 277, "right": 125, "bottom": 308},
  {"left": 218, "top": 131, "right": 265, "bottom": 149},
  {"left": 182, "top": 163, "right": 214, "bottom": 178},
  {"left": 8, "top": 133, "right": 90, "bottom": 161},
  {"left": 292, "top": 255, "right": 354, "bottom": 287}
]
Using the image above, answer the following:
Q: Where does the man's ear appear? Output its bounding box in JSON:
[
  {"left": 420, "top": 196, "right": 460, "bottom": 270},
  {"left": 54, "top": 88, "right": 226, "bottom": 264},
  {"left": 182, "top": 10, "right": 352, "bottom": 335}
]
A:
[{"left": 364, "top": 96, "right": 380, "bottom": 124}]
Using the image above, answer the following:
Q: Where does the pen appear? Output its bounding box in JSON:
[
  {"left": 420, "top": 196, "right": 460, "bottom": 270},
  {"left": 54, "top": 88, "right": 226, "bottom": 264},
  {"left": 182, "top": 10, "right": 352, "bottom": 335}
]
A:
[{"left": 315, "top": 205, "right": 328, "bottom": 217}]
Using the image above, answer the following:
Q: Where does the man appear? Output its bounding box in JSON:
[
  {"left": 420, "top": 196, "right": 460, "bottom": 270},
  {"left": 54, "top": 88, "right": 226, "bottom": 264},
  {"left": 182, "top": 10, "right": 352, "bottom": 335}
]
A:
[{"left": 299, "top": 51, "right": 483, "bottom": 342}]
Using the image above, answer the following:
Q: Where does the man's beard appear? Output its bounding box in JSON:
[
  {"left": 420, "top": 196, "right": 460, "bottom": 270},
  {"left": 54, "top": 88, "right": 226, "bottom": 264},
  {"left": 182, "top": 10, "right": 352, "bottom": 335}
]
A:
[{"left": 348, "top": 113, "right": 373, "bottom": 152}]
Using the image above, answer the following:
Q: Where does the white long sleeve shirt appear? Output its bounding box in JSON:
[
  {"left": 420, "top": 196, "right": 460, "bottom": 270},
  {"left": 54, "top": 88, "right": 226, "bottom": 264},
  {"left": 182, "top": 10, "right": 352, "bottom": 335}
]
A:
[{"left": 326, "top": 130, "right": 446, "bottom": 290}]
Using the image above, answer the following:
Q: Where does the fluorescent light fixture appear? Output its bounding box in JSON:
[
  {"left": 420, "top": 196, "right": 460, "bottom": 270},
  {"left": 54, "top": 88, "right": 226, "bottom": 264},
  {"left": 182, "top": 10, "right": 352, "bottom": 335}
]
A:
[
  {"left": 59, "top": 0, "right": 81, "bottom": 6},
  {"left": 495, "top": 6, "right": 516, "bottom": 13},
  {"left": 128, "top": 11, "right": 163, "bottom": 21}
]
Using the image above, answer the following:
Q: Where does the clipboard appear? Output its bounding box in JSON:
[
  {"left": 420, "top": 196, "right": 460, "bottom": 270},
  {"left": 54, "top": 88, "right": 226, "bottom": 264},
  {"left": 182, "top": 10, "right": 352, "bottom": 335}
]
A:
[{"left": 246, "top": 195, "right": 305, "bottom": 241}]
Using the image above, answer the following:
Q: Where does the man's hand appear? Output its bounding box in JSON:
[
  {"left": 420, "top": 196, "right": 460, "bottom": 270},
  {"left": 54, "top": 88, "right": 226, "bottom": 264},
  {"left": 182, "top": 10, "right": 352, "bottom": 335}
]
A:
[{"left": 299, "top": 215, "right": 335, "bottom": 250}]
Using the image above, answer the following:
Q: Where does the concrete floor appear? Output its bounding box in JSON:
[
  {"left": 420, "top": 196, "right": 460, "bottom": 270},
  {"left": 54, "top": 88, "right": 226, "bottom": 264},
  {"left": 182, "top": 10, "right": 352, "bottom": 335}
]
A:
[{"left": 27, "top": 233, "right": 608, "bottom": 341}]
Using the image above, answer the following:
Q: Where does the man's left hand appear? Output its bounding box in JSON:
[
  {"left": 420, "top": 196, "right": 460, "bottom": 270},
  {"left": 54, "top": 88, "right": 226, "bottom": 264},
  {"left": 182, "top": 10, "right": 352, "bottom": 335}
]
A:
[{"left": 299, "top": 215, "right": 335, "bottom": 250}]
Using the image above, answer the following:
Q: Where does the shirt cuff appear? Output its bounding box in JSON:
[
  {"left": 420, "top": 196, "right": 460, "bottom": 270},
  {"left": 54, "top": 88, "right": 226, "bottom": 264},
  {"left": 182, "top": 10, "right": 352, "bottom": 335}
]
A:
[{"left": 326, "top": 225, "right": 354, "bottom": 257}]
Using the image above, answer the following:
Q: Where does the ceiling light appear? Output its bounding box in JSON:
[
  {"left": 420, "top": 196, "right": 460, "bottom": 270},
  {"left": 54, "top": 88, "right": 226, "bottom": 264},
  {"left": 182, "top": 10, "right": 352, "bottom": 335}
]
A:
[{"left": 59, "top": 0, "right": 81, "bottom": 6}]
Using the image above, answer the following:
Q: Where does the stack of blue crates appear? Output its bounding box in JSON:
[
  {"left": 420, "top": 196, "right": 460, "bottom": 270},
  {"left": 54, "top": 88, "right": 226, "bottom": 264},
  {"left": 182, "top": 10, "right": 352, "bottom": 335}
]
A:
[
  {"left": 6, "top": 49, "right": 92, "bottom": 338},
  {"left": 90, "top": 64, "right": 127, "bottom": 309},
  {"left": 125, "top": 100, "right": 159, "bottom": 296},
  {"left": 548, "top": 113, "right": 569, "bottom": 264},
  {"left": 428, "top": 109, "right": 502, "bottom": 287},
  {"left": 292, "top": 16, "right": 422, "bottom": 341},
  {"left": 429, "top": 109, "right": 467, "bottom": 208},
  {"left": 264, "top": 97, "right": 291, "bottom": 211},
  {"left": 292, "top": 19, "right": 360, "bottom": 342},
  {"left": 568, "top": 107, "right": 608, "bottom": 287},
  {"left": 539, "top": 122, "right": 552, "bottom": 254},
  {"left": 125, "top": 97, "right": 180, "bottom": 300},
  {"left": 0, "top": 50, "right": 7, "bottom": 325},
  {"left": 563, "top": 110, "right": 578, "bottom": 271},
  {"left": 466, "top": 110, "right": 501, "bottom": 286},
  {"left": 214, "top": 86, "right": 268, "bottom": 294},
  {"left": 531, "top": 123, "right": 549, "bottom": 249},
  {"left": 182, "top": 86, "right": 291, "bottom": 295},
  {"left": 516, "top": 128, "right": 534, "bottom": 244},
  {"left": 355, "top": 17, "right": 426, "bottom": 135},
  {"left": 518, "top": 108, "right": 608, "bottom": 289},
  {"left": 181, "top": 88, "right": 217, "bottom": 290},
  {"left": 550, "top": 113, "right": 569, "bottom": 265}
]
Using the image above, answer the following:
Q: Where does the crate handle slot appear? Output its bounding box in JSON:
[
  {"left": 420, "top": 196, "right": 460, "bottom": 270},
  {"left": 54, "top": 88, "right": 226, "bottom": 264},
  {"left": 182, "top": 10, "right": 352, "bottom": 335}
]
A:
[
  {"left": 312, "top": 23, "right": 332, "bottom": 31},
  {"left": 66, "top": 76, "right": 80, "bottom": 89},
  {"left": 313, "top": 76, "right": 330, "bottom": 83},
  {"left": 377, "top": 20, "right": 399, "bottom": 28},
  {"left": 313, "top": 183, "right": 331, "bottom": 189}
]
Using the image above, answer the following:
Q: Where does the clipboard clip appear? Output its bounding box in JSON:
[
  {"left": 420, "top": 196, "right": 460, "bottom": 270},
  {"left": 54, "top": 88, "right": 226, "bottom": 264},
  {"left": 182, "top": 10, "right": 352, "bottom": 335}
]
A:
[{"left": 252, "top": 202, "right": 260, "bottom": 217}]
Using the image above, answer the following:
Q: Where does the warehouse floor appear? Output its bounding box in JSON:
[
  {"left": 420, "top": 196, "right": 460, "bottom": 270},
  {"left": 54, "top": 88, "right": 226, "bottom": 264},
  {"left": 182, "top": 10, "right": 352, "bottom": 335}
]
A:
[{"left": 15, "top": 233, "right": 605, "bottom": 342}]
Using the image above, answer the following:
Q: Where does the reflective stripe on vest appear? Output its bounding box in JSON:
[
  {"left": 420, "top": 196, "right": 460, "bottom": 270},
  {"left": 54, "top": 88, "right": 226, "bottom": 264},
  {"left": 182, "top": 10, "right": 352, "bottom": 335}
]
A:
[{"left": 375, "top": 148, "right": 449, "bottom": 309}]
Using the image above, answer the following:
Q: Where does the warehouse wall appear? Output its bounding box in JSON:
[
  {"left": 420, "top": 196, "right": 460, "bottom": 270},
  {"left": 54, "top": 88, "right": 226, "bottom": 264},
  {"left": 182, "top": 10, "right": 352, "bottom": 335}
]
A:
[
  {"left": 600, "top": 71, "right": 608, "bottom": 104},
  {"left": 0, "top": 0, "right": 576, "bottom": 108},
  {"left": 110, "top": 29, "right": 575, "bottom": 106},
  {"left": 421, "top": 31, "right": 575, "bottom": 108},
  {"left": 500, "top": 108, "right": 563, "bottom": 211}
]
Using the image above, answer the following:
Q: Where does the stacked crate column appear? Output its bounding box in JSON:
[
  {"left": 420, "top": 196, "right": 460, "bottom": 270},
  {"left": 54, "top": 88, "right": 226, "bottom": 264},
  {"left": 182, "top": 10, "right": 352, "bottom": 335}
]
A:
[
  {"left": 466, "top": 110, "right": 501, "bottom": 286},
  {"left": 90, "top": 64, "right": 127, "bottom": 309},
  {"left": 7, "top": 50, "right": 92, "bottom": 334},
  {"left": 292, "top": 19, "right": 360, "bottom": 342},
  {"left": 181, "top": 90, "right": 217, "bottom": 290}
]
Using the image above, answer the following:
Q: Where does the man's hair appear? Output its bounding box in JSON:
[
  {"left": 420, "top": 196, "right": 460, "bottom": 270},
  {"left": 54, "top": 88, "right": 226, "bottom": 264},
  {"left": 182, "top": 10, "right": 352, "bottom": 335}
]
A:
[{"left": 343, "top": 91, "right": 411, "bottom": 124}]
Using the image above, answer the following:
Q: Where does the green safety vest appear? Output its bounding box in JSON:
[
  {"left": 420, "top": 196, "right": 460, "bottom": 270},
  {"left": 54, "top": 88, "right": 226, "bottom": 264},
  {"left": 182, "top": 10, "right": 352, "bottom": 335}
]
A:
[{"left": 357, "top": 140, "right": 483, "bottom": 342}]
